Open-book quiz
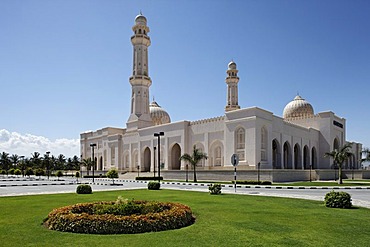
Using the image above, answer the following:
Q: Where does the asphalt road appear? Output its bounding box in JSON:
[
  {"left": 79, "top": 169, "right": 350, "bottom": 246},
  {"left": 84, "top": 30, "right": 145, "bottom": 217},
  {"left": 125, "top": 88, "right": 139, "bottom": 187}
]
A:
[{"left": 1, "top": 176, "right": 370, "bottom": 208}]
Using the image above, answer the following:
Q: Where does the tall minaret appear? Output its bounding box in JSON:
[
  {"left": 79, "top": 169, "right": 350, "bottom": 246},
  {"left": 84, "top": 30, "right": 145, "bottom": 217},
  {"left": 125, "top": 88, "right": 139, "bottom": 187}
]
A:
[
  {"left": 225, "top": 60, "right": 240, "bottom": 112},
  {"left": 126, "top": 13, "right": 153, "bottom": 132}
]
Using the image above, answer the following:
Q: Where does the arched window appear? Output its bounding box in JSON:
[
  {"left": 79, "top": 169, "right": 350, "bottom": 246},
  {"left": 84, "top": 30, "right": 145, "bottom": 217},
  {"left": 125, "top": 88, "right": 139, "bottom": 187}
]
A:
[
  {"left": 215, "top": 146, "right": 222, "bottom": 166},
  {"left": 261, "top": 127, "right": 267, "bottom": 161},
  {"left": 294, "top": 144, "right": 302, "bottom": 169},
  {"left": 235, "top": 127, "right": 245, "bottom": 161}
]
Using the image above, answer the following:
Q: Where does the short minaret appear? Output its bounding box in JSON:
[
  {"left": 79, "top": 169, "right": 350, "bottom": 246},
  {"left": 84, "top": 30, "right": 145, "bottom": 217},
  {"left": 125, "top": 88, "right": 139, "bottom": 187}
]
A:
[
  {"left": 126, "top": 13, "right": 153, "bottom": 131},
  {"left": 225, "top": 60, "right": 240, "bottom": 112}
]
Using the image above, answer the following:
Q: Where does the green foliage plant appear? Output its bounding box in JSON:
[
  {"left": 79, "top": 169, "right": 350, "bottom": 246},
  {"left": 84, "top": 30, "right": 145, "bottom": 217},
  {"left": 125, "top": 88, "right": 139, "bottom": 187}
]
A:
[
  {"left": 43, "top": 199, "right": 195, "bottom": 234},
  {"left": 75, "top": 171, "right": 80, "bottom": 182},
  {"left": 14, "top": 169, "right": 21, "bottom": 176},
  {"left": 324, "top": 190, "right": 352, "bottom": 208},
  {"left": 55, "top": 171, "right": 63, "bottom": 180},
  {"left": 106, "top": 168, "right": 119, "bottom": 184},
  {"left": 76, "top": 184, "right": 92, "bottom": 194},
  {"left": 209, "top": 184, "right": 222, "bottom": 195},
  {"left": 8, "top": 168, "right": 15, "bottom": 175},
  {"left": 25, "top": 168, "right": 34, "bottom": 177},
  {"left": 148, "top": 181, "right": 161, "bottom": 190}
]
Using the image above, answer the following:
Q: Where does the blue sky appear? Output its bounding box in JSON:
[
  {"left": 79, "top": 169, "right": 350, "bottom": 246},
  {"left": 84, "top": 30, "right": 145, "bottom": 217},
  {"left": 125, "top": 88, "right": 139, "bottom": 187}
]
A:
[{"left": 0, "top": 0, "right": 369, "bottom": 157}]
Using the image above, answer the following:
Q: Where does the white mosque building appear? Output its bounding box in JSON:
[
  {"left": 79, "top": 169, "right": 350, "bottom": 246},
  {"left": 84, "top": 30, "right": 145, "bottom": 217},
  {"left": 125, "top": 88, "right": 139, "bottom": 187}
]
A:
[{"left": 80, "top": 14, "right": 362, "bottom": 181}]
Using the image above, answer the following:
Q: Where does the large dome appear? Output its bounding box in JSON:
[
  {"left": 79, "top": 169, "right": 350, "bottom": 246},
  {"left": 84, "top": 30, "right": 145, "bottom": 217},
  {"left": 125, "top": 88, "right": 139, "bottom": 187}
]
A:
[
  {"left": 283, "top": 95, "right": 314, "bottom": 120},
  {"left": 149, "top": 101, "right": 171, "bottom": 125}
]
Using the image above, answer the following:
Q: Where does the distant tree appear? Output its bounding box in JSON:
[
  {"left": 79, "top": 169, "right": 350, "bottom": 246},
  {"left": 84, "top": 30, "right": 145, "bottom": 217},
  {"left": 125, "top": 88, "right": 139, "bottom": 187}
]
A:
[
  {"left": 361, "top": 148, "right": 370, "bottom": 164},
  {"left": 56, "top": 154, "right": 66, "bottom": 170},
  {"left": 55, "top": 170, "right": 63, "bottom": 181},
  {"left": 18, "top": 158, "right": 28, "bottom": 177},
  {"left": 106, "top": 168, "right": 119, "bottom": 184},
  {"left": 180, "top": 145, "right": 208, "bottom": 182},
  {"left": 72, "top": 155, "right": 80, "bottom": 170},
  {"left": 10, "top": 154, "right": 19, "bottom": 169},
  {"left": 81, "top": 158, "right": 92, "bottom": 176},
  {"left": 30, "top": 152, "right": 42, "bottom": 169},
  {"left": 75, "top": 171, "right": 80, "bottom": 182},
  {"left": 325, "top": 143, "right": 353, "bottom": 184},
  {"left": 0, "top": 152, "right": 11, "bottom": 176}
]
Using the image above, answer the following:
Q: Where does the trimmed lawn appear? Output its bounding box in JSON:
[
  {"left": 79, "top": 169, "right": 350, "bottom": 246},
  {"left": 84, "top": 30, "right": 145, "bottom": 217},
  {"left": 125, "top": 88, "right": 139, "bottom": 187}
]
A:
[
  {"left": 1, "top": 189, "right": 370, "bottom": 246},
  {"left": 273, "top": 180, "right": 370, "bottom": 187}
]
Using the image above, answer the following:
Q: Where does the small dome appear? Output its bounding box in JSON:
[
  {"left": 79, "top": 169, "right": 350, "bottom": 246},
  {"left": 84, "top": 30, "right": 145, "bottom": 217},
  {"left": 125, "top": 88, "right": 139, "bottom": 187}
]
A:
[
  {"left": 228, "top": 60, "right": 237, "bottom": 70},
  {"left": 283, "top": 95, "right": 314, "bottom": 120},
  {"left": 149, "top": 101, "right": 171, "bottom": 125},
  {"left": 135, "top": 13, "right": 147, "bottom": 25}
]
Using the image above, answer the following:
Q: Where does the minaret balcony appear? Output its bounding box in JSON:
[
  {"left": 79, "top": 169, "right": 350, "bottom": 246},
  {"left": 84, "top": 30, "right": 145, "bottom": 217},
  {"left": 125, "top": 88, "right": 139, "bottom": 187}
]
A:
[{"left": 131, "top": 35, "right": 151, "bottom": 46}]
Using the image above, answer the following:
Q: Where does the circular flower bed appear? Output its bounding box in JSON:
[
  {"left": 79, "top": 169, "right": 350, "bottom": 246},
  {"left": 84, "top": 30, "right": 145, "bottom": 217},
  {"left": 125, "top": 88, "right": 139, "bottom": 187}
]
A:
[{"left": 43, "top": 199, "right": 195, "bottom": 234}]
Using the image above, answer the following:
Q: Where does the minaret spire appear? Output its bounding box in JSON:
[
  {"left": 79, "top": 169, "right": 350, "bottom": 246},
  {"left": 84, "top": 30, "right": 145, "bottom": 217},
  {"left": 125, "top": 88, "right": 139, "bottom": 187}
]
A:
[
  {"left": 126, "top": 13, "right": 153, "bottom": 132},
  {"left": 225, "top": 60, "right": 240, "bottom": 112}
]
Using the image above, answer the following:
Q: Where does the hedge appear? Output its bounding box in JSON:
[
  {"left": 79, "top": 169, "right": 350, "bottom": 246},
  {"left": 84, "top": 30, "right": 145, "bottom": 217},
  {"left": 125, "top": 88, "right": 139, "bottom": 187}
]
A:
[
  {"left": 136, "top": 176, "right": 163, "bottom": 181},
  {"left": 43, "top": 200, "right": 195, "bottom": 234},
  {"left": 235, "top": 180, "right": 272, "bottom": 185}
]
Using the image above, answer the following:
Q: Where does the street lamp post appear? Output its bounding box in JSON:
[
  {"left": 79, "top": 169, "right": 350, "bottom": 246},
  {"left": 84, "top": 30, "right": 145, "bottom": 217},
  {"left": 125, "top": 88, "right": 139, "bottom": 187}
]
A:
[
  {"left": 186, "top": 164, "right": 188, "bottom": 182},
  {"left": 257, "top": 162, "right": 261, "bottom": 184},
  {"left": 90, "top": 143, "right": 96, "bottom": 183},
  {"left": 153, "top": 147, "right": 156, "bottom": 178},
  {"left": 137, "top": 165, "right": 140, "bottom": 177},
  {"left": 46, "top": 151, "right": 50, "bottom": 180},
  {"left": 309, "top": 165, "right": 312, "bottom": 182},
  {"left": 154, "top": 132, "right": 164, "bottom": 182}
]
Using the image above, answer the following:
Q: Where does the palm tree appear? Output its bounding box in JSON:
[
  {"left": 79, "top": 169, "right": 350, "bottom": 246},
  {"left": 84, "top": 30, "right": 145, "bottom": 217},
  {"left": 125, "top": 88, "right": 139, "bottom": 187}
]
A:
[
  {"left": 30, "top": 152, "right": 42, "bottom": 169},
  {"left": 0, "top": 152, "right": 11, "bottom": 175},
  {"left": 10, "top": 154, "right": 19, "bottom": 169},
  {"left": 81, "top": 158, "right": 93, "bottom": 176},
  {"left": 71, "top": 155, "right": 80, "bottom": 170},
  {"left": 361, "top": 148, "right": 370, "bottom": 164},
  {"left": 325, "top": 143, "right": 353, "bottom": 184},
  {"left": 56, "top": 154, "right": 66, "bottom": 170},
  {"left": 180, "top": 145, "right": 208, "bottom": 182}
]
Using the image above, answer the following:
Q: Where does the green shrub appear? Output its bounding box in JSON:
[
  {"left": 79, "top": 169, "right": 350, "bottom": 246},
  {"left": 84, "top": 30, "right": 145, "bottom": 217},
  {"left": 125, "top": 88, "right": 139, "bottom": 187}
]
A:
[
  {"left": 136, "top": 176, "right": 163, "bottom": 181},
  {"left": 76, "top": 184, "right": 92, "bottom": 194},
  {"left": 324, "top": 190, "right": 352, "bottom": 209},
  {"left": 43, "top": 200, "right": 195, "bottom": 234},
  {"left": 25, "top": 168, "right": 34, "bottom": 177},
  {"left": 14, "top": 169, "right": 22, "bottom": 176},
  {"left": 106, "top": 168, "right": 119, "bottom": 184},
  {"left": 8, "top": 168, "right": 15, "bottom": 175},
  {"left": 209, "top": 184, "right": 222, "bottom": 195},
  {"left": 235, "top": 180, "right": 272, "bottom": 185},
  {"left": 35, "top": 168, "right": 45, "bottom": 178},
  {"left": 55, "top": 171, "right": 63, "bottom": 180},
  {"left": 148, "top": 181, "right": 161, "bottom": 190}
]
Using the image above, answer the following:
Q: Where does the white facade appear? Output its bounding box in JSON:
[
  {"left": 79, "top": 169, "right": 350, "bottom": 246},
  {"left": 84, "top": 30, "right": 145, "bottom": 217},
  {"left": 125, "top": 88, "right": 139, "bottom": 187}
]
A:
[{"left": 80, "top": 14, "right": 362, "bottom": 174}]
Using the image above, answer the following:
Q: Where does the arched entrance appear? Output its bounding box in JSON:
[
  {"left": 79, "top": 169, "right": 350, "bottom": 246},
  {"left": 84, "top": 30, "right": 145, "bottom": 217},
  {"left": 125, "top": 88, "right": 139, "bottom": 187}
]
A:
[
  {"left": 303, "top": 146, "right": 309, "bottom": 169},
  {"left": 283, "top": 142, "right": 292, "bottom": 169},
  {"left": 311, "top": 147, "right": 317, "bottom": 169},
  {"left": 171, "top": 144, "right": 181, "bottom": 170},
  {"left": 294, "top": 144, "right": 302, "bottom": 169},
  {"left": 272, "top": 139, "right": 281, "bottom": 169},
  {"left": 143, "top": 147, "right": 151, "bottom": 172}
]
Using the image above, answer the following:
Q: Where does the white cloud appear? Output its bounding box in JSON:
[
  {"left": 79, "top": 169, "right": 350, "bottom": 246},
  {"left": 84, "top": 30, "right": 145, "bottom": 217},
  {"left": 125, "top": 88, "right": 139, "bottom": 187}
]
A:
[{"left": 0, "top": 129, "right": 79, "bottom": 158}]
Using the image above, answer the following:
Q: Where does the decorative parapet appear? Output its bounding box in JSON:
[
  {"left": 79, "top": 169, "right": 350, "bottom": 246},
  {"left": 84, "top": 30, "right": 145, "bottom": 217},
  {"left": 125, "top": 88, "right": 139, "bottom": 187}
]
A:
[{"left": 190, "top": 116, "right": 225, "bottom": 125}]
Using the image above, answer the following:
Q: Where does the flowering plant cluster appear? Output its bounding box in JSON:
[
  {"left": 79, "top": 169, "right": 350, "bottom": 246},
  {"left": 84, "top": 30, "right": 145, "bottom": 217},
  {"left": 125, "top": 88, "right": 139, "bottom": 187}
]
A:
[{"left": 43, "top": 199, "right": 195, "bottom": 234}]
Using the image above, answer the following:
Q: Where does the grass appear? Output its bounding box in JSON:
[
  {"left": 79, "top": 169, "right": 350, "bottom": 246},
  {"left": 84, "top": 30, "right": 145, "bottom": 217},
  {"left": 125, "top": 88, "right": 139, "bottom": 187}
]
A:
[
  {"left": 1, "top": 189, "right": 370, "bottom": 247},
  {"left": 273, "top": 180, "right": 370, "bottom": 187}
]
